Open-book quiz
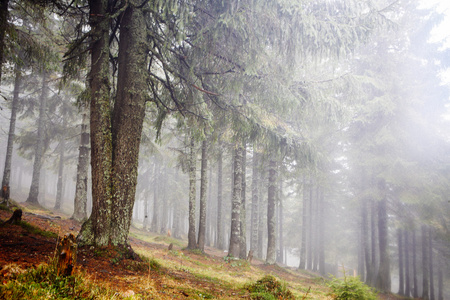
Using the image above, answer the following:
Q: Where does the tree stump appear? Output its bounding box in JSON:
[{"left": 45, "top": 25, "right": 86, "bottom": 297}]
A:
[
  {"left": 1, "top": 185, "right": 10, "bottom": 207},
  {"left": 1, "top": 209, "right": 22, "bottom": 226},
  {"left": 56, "top": 233, "right": 77, "bottom": 276}
]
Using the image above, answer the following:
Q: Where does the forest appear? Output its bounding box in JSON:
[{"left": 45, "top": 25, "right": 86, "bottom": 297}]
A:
[{"left": 0, "top": 0, "right": 449, "bottom": 298}]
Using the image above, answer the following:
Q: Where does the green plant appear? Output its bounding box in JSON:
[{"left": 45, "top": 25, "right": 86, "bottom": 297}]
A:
[
  {"left": 246, "top": 275, "right": 295, "bottom": 300},
  {"left": 18, "top": 221, "right": 58, "bottom": 239},
  {"left": 327, "top": 275, "right": 377, "bottom": 300},
  {"left": 0, "top": 263, "right": 112, "bottom": 299}
]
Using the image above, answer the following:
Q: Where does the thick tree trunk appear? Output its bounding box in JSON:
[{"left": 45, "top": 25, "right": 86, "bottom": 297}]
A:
[
  {"left": 412, "top": 229, "right": 419, "bottom": 298},
  {"left": 376, "top": 189, "right": 391, "bottom": 292},
  {"left": 404, "top": 229, "right": 411, "bottom": 297},
  {"left": 216, "top": 150, "right": 224, "bottom": 249},
  {"left": 239, "top": 142, "right": 247, "bottom": 259},
  {"left": 27, "top": 72, "right": 49, "bottom": 204},
  {"left": 265, "top": 158, "right": 277, "bottom": 264},
  {"left": 299, "top": 175, "right": 307, "bottom": 270},
  {"left": 77, "top": 0, "right": 112, "bottom": 247},
  {"left": 109, "top": 0, "right": 148, "bottom": 245},
  {"left": 72, "top": 104, "right": 89, "bottom": 221},
  {"left": 2, "top": 64, "right": 21, "bottom": 190},
  {"left": 398, "top": 229, "right": 404, "bottom": 295},
  {"left": 54, "top": 116, "right": 67, "bottom": 210},
  {"left": 250, "top": 150, "right": 259, "bottom": 254},
  {"left": 228, "top": 145, "right": 243, "bottom": 258},
  {"left": 197, "top": 140, "right": 208, "bottom": 251},
  {"left": 422, "top": 225, "right": 429, "bottom": 300},
  {"left": 187, "top": 137, "right": 197, "bottom": 249}
]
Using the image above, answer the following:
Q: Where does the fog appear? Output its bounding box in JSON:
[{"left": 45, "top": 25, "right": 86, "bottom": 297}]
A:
[{"left": 0, "top": 0, "right": 449, "bottom": 298}]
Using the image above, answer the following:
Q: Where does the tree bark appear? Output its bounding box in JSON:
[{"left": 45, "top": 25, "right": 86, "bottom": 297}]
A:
[
  {"left": 151, "top": 161, "right": 160, "bottom": 232},
  {"left": 109, "top": 0, "right": 148, "bottom": 245},
  {"left": 318, "top": 188, "right": 325, "bottom": 276},
  {"left": 2, "top": 64, "right": 21, "bottom": 190},
  {"left": 72, "top": 104, "right": 90, "bottom": 221},
  {"left": 404, "top": 229, "right": 411, "bottom": 297},
  {"left": 422, "top": 225, "right": 429, "bottom": 300},
  {"left": 307, "top": 178, "right": 313, "bottom": 270},
  {"left": 27, "top": 71, "right": 49, "bottom": 204},
  {"left": 228, "top": 144, "right": 243, "bottom": 258},
  {"left": 397, "top": 229, "right": 404, "bottom": 295},
  {"left": 376, "top": 180, "right": 390, "bottom": 292},
  {"left": 412, "top": 228, "right": 419, "bottom": 298},
  {"left": 216, "top": 149, "right": 224, "bottom": 249},
  {"left": 0, "top": 0, "right": 9, "bottom": 84},
  {"left": 277, "top": 180, "right": 284, "bottom": 264},
  {"left": 428, "top": 227, "right": 434, "bottom": 300},
  {"left": 239, "top": 142, "right": 247, "bottom": 259},
  {"left": 197, "top": 140, "right": 208, "bottom": 251},
  {"left": 77, "top": 0, "right": 112, "bottom": 247},
  {"left": 265, "top": 158, "right": 277, "bottom": 264},
  {"left": 299, "top": 174, "right": 307, "bottom": 270},
  {"left": 437, "top": 253, "right": 443, "bottom": 300},
  {"left": 250, "top": 150, "right": 259, "bottom": 255},
  {"left": 187, "top": 136, "right": 197, "bottom": 249},
  {"left": 54, "top": 116, "right": 67, "bottom": 210}
]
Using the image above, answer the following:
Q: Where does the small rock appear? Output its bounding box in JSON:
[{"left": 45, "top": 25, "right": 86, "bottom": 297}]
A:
[{"left": 122, "top": 290, "right": 135, "bottom": 297}]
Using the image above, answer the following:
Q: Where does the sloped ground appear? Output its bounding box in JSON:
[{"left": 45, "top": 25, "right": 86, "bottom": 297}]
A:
[{"left": 0, "top": 201, "right": 331, "bottom": 299}]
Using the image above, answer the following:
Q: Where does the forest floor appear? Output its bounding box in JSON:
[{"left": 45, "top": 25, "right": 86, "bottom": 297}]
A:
[{"left": 0, "top": 200, "right": 400, "bottom": 299}]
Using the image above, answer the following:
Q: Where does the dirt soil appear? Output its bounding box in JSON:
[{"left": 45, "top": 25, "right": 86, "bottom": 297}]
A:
[{"left": 0, "top": 203, "right": 287, "bottom": 299}]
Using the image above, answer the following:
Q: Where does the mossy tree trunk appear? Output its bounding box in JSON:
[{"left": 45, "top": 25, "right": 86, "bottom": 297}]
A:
[
  {"left": 197, "top": 140, "right": 208, "bottom": 251},
  {"left": 27, "top": 71, "right": 49, "bottom": 204},
  {"left": 250, "top": 150, "right": 259, "bottom": 255},
  {"left": 187, "top": 136, "right": 197, "bottom": 249},
  {"left": 2, "top": 64, "right": 21, "bottom": 189},
  {"left": 78, "top": 0, "right": 148, "bottom": 247},
  {"left": 239, "top": 142, "right": 247, "bottom": 260},
  {"left": 72, "top": 104, "right": 89, "bottom": 221},
  {"left": 228, "top": 144, "right": 243, "bottom": 258},
  {"left": 265, "top": 158, "right": 277, "bottom": 265},
  {"left": 215, "top": 149, "right": 224, "bottom": 249},
  {"left": 77, "top": 0, "right": 113, "bottom": 247}
]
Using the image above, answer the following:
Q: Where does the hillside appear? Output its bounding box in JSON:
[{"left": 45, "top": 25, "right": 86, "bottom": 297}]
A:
[{"left": 0, "top": 200, "right": 384, "bottom": 299}]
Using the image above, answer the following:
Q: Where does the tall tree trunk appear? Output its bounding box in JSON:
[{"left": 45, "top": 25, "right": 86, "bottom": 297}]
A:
[
  {"left": 413, "top": 228, "right": 419, "bottom": 298},
  {"left": 142, "top": 189, "right": 149, "bottom": 230},
  {"left": 0, "top": 0, "right": 8, "bottom": 84},
  {"left": 27, "top": 71, "right": 49, "bottom": 204},
  {"left": 437, "top": 253, "right": 443, "bottom": 300},
  {"left": 299, "top": 175, "right": 307, "bottom": 270},
  {"left": 54, "top": 116, "right": 67, "bottom": 210},
  {"left": 172, "top": 169, "right": 182, "bottom": 238},
  {"left": 239, "top": 142, "right": 247, "bottom": 259},
  {"left": 277, "top": 180, "right": 284, "bottom": 264},
  {"left": 429, "top": 227, "right": 434, "bottom": 300},
  {"left": 216, "top": 150, "right": 224, "bottom": 249},
  {"left": 2, "top": 64, "right": 21, "bottom": 190},
  {"left": 376, "top": 187, "right": 391, "bottom": 292},
  {"left": 422, "top": 225, "right": 429, "bottom": 300},
  {"left": 313, "top": 186, "right": 319, "bottom": 272},
  {"left": 228, "top": 144, "right": 243, "bottom": 258},
  {"left": 197, "top": 140, "right": 208, "bottom": 252},
  {"left": 160, "top": 166, "right": 168, "bottom": 235},
  {"left": 109, "top": 0, "right": 148, "bottom": 245},
  {"left": 187, "top": 137, "right": 197, "bottom": 249},
  {"left": 72, "top": 104, "right": 90, "bottom": 221},
  {"left": 404, "top": 229, "right": 411, "bottom": 297},
  {"left": 398, "top": 229, "right": 404, "bottom": 295},
  {"left": 151, "top": 161, "right": 160, "bottom": 232},
  {"left": 307, "top": 178, "right": 313, "bottom": 270},
  {"left": 77, "top": 0, "right": 112, "bottom": 247},
  {"left": 362, "top": 197, "right": 371, "bottom": 283},
  {"left": 257, "top": 172, "right": 265, "bottom": 259},
  {"left": 250, "top": 150, "right": 259, "bottom": 254},
  {"left": 265, "top": 158, "right": 277, "bottom": 264},
  {"left": 318, "top": 189, "right": 325, "bottom": 276},
  {"left": 370, "top": 197, "right": 378, "bottom": 286}
]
